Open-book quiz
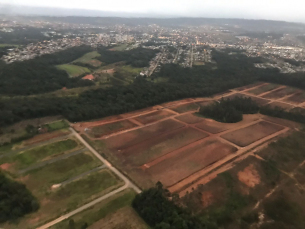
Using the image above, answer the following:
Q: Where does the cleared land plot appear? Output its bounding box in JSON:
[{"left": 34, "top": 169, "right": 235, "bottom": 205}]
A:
[
  {"left": 247, "top": 83, "right": 280, "bottom": 95},
  {"left": 88, "top": 120, "right": 137, "bottom": 138},
  {"left": 8, "top": 169, "right": 121, "bottom": 229},
  {"left": 267, "top": 101, "right": 294, "bottom": 110},
  {"left": 175, "top": 113, "right": 205, "bottom": 124},
  {"left": 221, "top": 121, "right": 284, "bottom": 147},
  {"left": 104, "top": 119, "right": 185, "bottom": 150},
  {"left": 196, "top": 119, "right": 229, "bottom": 134},
  {"left": 50, "top": 189, "right": 147, "bottom": 229},
  {"left": 262, "top": 87, "right": 298, "bottom": 99},
  {"left": 73, "top": 51, "right": 102, "bottom": 67},
  {"left": 22, "top": 129, "right": 70, "bottom": 146},
  {"left": 161, "top": 98, "right": 194, "bottom": 108},
  {"left": 122, "top": 127, "right": 209, "bottom": 166},
  {"left": 235, "top": 82, "right": 265, "bottom": 91},
  {"left": 120, "top": 106, "right": 157, "bottom": 119},
  {"left": 21, "top": 152, "right": 102, "bottom": 191},
  {"left": 283, "top": 91, "right": 305, "bottom": 104},
  {"left": 0, "top": 138, "right": 80, "bottom": 172},
  {"left": 43, "top": 120, "right": 69, "bottom": 132},
  {"left": 133, "top": 110, "right": 174, "bottom": 125},
  {"left": 56, "top": 64, "right": 90, "bottom": 78},
  {"left": 224, "top": 93, "right": 270, "bottom": 105},
  {"left": 170, "top": 103, "right": 199, "bottom": 113},
  {"left": 147, "top": 139, "right": 237, "bottom": 187},
  {"left": 290, "top": 107, "right": 305, "bottom": 115}
]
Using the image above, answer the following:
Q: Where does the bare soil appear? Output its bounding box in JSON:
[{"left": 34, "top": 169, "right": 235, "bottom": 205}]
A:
[
  {"left": 170, "top": 103, "right": 199, "bottom": 113},
  {"left": 237, "top": 164, "right": 260, "bottom": 188},
  {"left": 133, "top": 110, "right": 174, "bottom": 125},
  {"left": 146, "top": 139, "right": 237, "bottom": 187},
  {"left": 174, "top": 113, "right": 205, "bottom": 124},
  {"left": 262, "top": 87, "right": 298, "bottom": 99},
  {"left": 23, "top": 130, "right": 70, "bottom": 146},
  {"left": 267, "top": 101, "right": 294, "bottom": 110},
  {"left": 235, "top": 82, "right": 265, "bottom": 91},
  {"left": 221, "top": 121, "right": 284, "bottom": 147},
  {"left": 283, "top": 91, "right": 305, "bottom": 104}
]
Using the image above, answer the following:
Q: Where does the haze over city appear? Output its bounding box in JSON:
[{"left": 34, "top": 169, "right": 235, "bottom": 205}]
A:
[{"left": 1, "top": 0, "right": 305, "bottom": 23}]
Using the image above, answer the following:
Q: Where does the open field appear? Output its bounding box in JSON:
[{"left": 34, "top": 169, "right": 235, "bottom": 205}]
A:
[
  {"left": 0, "top": 44, "right": 19, "bottom": 47},
  {"left": 87, "top": 120, "right": 137, "bottom": 138},
  {"left": 235, "top": 82, "right": 265, "bottom": 91},
  {"left": 43, "top": 120, "right": 69, "bottom": 132},
  {"left": 110, "top": 44, "right": 129, "bottom": 51},
  {"left": 22, "top": 129, "right": 70, "bottom": 146},
  {"left": 4, "top": 169, "right": 122, "bottom": 229},
  {"left": 73, "top": 51, "right": 102, "bottom": 67},
  {"left": 174, "top": 113, "right": 205, "bottom": 124},
  {"left": 262, "top": 86, "right": 298, "bottom": 99},
  {"left": 50, "top": 189, "right": 148, "bottom": 229},
  {"left": 147, "top": 139, "right": 237, "bottom": 187},
  {"left": 267, "top": 101, "right": 294, "bottom": 110},
  {"left": 56, "top": 64, "right": 91, "bottom": 77},
  {"left": 0, "top": 138, "right": 81, "bottom": 172},
  {"left": 247, "top": 83, "right": 280, "bottom": 95},
  {"left": 170, "top": 102, "right": 199, "bottom": 113},
  {"left": 221, "top": 121, "right": 284, "bottom": 147},
  {"left": 133, "top": 110, "right": 174, "bottom": 124},
  {"left": 283, "top": 91, "right": 305, "bottom": 104}
]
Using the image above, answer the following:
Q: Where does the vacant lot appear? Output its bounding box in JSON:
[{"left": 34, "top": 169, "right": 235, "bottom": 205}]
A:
[
  {"left": 0, "top": 138, "right": 80, "bottom": 172},
  {"left": 170, "top": 103, "right": 199, "bottom": 113},
  {"left": 147, "top": 139, "right": 237, "bottom": 187},
  {"left": 283, "top": 91, "right": 305, "bottom": 104},
  {"left": 88, "top": 120, "right": 137, "bottom": 138},
  {"left": 175, "top": 113, "right": 205, "bottom": 124},
  {"left": 196, "top": 119, "right": 229, "bottom": 134},
  {"left": 8, "top": 169, "right": 122, "bottom": 229},
  {"left": 235, "top": 82, "right": 265, "bottom": 91},
  {"left": 262, "top": 86, "right": 298, "bottom": 99},
  {"left": 73, "top": 51, "right": 102, "bottom": 67},
  {"left": 22, "top": 129, "right": 70, "bottom": 146},
  {"left": 221, "top": 121, "right": 284, "bottom": 147},
  {"left": 247, "top": 83, "right": 280, "bottom": 95},
  {"left": 43, "top": 120, "right": 69, "bottom": 132},
  {"left": 22, "top": 152, "right": 102, "bottom": 191},
  {"left": 133, "top": 110, "right": 174, "bottom": 124},
  {"left": 267, "top": 101, "right": 294, "bottom": 110},
  {"left": 122, "top": 127, "right": 209, "bottom": 166},
  {"left": 56, "top": 64, "right": 91, "bottom": 77},
  {"left": 51, "top": 189, "right": 147, "bottom": 229},
  {"left": 104, "top": 119, "right": 185, "bottom": 150}
]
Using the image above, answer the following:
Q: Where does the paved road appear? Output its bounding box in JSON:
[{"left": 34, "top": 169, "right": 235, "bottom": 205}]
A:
[
  {"left": 52, "top": 165, "right": 106, "bottom": 188},
  {"left": 18, "top": 148, "right": 86, "bottom": 174},
  {"left": 0, "top": 133, "right": 73, "bottom": 159},
  {"left": 36, "top": 184, "right": 128, "bottom": 229}
]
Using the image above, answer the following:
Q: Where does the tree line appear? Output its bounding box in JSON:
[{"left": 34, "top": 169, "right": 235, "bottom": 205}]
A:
[{"left": 0, "top": 172, "right": 39, "bottom": 223}]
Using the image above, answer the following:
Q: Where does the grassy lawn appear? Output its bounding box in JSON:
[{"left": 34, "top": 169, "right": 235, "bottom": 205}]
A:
[
  {"left": 0, "top": 44, "right": 19, "bottom": 47},
  {"left": 111, "top": 44, "right": 129, "bottom": 51},
  {"left": 73, "top": 51, "right": 102, "bottom": 67},
  {"left": 43, "top": 120, "right": 69, "bottom": 131},
  {"left": 23, "top": 152, "right": 102, "bottom": 192},
  {"left": 51, "top": 189, "right": 149, "bottom": 229},
  {"left": 0, "top": 139, "right": 80, "bottom": 171},
  {"left": 56, "top": 64, "right": 91, "bottom": 78}
]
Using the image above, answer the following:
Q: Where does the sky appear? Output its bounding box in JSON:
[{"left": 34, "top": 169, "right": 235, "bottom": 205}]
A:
[{"left": 2, "top": 0, "right": 304, "bottom": 23}]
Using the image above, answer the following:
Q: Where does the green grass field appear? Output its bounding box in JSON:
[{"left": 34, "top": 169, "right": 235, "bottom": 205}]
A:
[
  {"left": 51, "top": 189, "right": 148, "bottom": 229},
  {"left": 0, "top": 44, "right": 19, "bottom": 47},
  {"left": 111, "top": 44, "right": 129, "bottom": 51},
  {"left": 56, "top": 64, "right": 91, "bottom": 78},
  {"left": 73, "top": 51, "right": 102, "bottom": 67},
  {"left": 0, "top": 139, "right": 79, "bottom": 171},
  {"left": 43, "top": 120, "right": 69, "bottom": 131},
  {"left": 24, "top": 152, "right": 102, "bottom": 191}
]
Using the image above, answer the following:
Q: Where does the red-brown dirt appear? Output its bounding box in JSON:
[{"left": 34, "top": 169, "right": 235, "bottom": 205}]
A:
[
  {"left": 170, "top": 103, "right": 199, "bottom": 113},
  {"left": 283, "top": 91, "right": 305, "bottom": 104},
  {"left": 117, "top": 127, "right": 209, "bottom": 166},
  {"left": 235, "top": 82, "right": 266, "bottom": 91},
  {"left": 23, "top": 130, "right": 70, "bottom": 146},
  {"left": 262, "top": 87, "right": 298, "bottom": 99},
  {"left": 146, "top": 139, "right": 237, "bottom": 187},
  {"left": 221, "top": 121, "right": 284, "bottom": 147},
  {"left": 174, "top": 113, "right": 205, "bottom": 124},
  {"left": 237, "top": 164, "right": 260, "bottom": 188},
  {"left": 133, "top": 110, "right": 174, "bottom": 125},
  {"left": 104, "top": 119, "right": 185, "bottom": 150},
  {"left": 87, "top": 120, "right": 137, "bottom": 138}
]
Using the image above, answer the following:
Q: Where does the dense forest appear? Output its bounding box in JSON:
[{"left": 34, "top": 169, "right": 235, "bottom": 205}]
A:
[
  {"left": 133, "top": 182, "right": 204, "bottom": 229},
  {"left": 97, "top": 47, "right": 159, "bottom": 67},
  {"left": 1, "top": 48, "right": 305, "bottom": 128},
  {"left": 199, "top": 97, "right": 259, "bottom": 123},
  {"left": 0, "top": 45, "right": 94, "bottom": 95},
  {"left": 0, "top": 172, "right": 39, "bottom": 223}
]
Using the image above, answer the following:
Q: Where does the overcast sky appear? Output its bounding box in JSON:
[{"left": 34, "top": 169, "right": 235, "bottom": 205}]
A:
[{"left": 2, "top": 0, "right": 304, "bottom": 23}]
